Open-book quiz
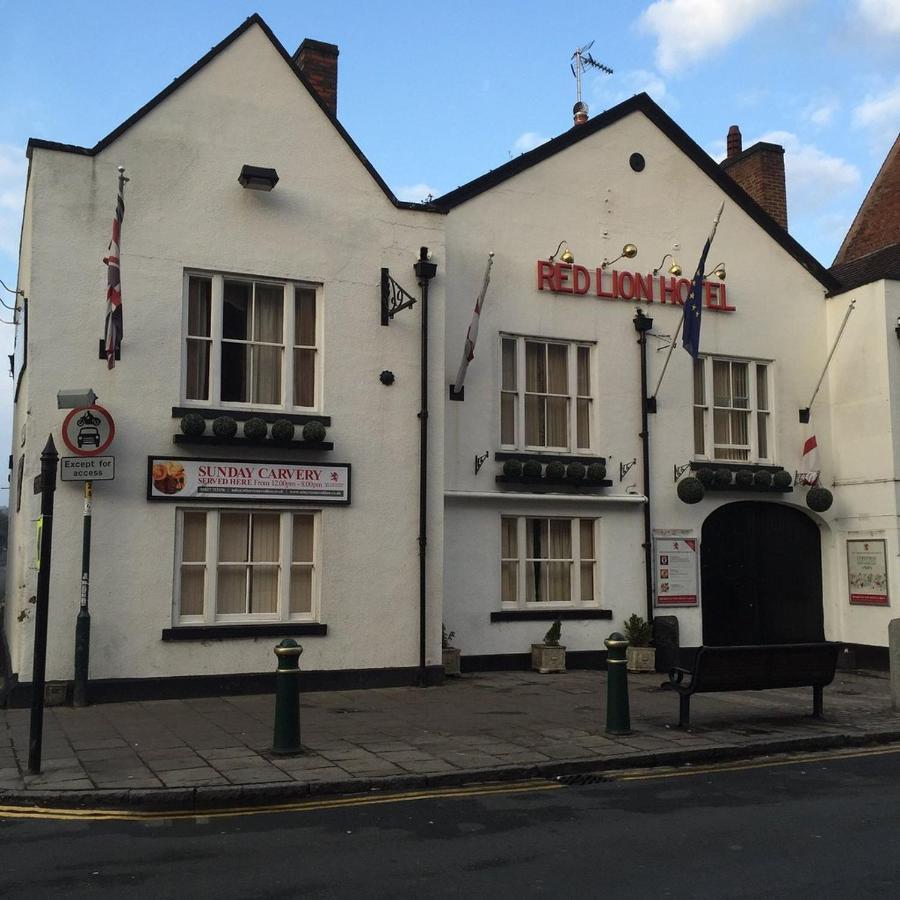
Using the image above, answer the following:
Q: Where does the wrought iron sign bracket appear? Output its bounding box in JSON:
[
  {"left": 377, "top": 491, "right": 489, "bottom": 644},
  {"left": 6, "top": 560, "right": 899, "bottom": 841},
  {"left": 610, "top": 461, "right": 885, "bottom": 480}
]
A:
[
  {"left": 474, "top": 451, "right": 489, "bottom": 475},
  {"left": 673, "top": 461, "right": 691, "bottom": 482},
  {"left": 381, "top": 268, "right": 417, "bottom": 326},
  {"left": 619, "top": 458, "right": 637, "bottom": 481}
]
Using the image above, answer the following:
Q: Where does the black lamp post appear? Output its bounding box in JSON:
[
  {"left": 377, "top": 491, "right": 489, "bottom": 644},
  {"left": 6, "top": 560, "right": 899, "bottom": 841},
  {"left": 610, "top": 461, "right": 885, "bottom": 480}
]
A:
[{"left": 633, "top": 309, "right": 655, "bottom": 627}]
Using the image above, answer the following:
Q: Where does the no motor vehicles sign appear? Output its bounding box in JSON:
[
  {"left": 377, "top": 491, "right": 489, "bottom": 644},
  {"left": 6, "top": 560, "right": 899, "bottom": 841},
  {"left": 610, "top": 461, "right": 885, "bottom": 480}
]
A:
[{"left": 61, "top": 405, "right": 115, "bottom": 456}]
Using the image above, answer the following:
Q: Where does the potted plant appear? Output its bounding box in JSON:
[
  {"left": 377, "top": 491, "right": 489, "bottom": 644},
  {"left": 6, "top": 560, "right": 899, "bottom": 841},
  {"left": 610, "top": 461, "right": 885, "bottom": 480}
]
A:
[
  {"left": 623, "top": 613, "right": 655, "bottom": 673},
  {"left": 531, "top": 618, "right": 566, "bottom": 674},
  {"left": 442, "top": 624, "right": 461, "bottom": 677}
]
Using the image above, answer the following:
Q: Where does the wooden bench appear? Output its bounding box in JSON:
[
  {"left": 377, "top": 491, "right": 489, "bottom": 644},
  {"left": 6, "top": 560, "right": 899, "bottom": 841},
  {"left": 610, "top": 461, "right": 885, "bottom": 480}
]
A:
[{"left": 668, "top": 643, "right": 840, "bottom": 728}]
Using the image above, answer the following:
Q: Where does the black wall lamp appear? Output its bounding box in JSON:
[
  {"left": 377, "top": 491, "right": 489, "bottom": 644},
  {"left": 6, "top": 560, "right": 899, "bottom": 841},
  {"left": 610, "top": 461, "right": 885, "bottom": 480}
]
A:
[{"left": 239, "top": 165, "right": 279, "bottom": 191}]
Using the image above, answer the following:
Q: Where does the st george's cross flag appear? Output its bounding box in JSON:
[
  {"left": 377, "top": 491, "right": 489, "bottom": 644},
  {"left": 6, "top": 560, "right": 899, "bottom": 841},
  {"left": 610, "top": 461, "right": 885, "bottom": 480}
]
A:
[
  {"left": 103, "top": 168, "right": 128, "bottom": 369},
  {"left": 452, "top": 253, "right": 494, "bottom": 395},
  {"left": 798, "top": 431, "right": 821, "bottom": 486},
  {"left": 682, "top": 202, "right": 725, "bottom": 359}
]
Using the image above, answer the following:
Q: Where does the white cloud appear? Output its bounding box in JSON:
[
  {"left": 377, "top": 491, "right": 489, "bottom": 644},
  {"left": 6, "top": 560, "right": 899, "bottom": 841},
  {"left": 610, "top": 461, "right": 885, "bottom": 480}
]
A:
[
  {"left": 757, "top": 130, "right": 860, "bottom": 214},
  {"left": 852, "top": 82, "right": 900, "bottom": 150},
  {"left": 590, "top": 69, "right": 669, "bottom": 111},
  {"left": 854, "top": 0, "right": 900, "bottom": 33},
  {"left": 0, "top": 144, "right": 27, "bottom": 260},
  {"left": 637, "top": 0, "right": 800, "bottom": 75},
  {"left": 804, "top": 99, "right": 839, "bottom": 127},
  {"left": 395, "top": 182, "right": 441, "bottom": 203},
  {"left": 513, "top": 132, "right": 548, "bottom": 153}
]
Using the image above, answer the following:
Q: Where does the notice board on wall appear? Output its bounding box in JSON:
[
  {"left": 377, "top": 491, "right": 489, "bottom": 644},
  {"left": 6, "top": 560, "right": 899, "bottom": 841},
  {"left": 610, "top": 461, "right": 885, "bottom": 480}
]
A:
[
  {"left": 847, "top": 538, "right": 889, "bottom": 606},
  {"left": 653, "top": 530, "right": 699, "bottom": 608}
]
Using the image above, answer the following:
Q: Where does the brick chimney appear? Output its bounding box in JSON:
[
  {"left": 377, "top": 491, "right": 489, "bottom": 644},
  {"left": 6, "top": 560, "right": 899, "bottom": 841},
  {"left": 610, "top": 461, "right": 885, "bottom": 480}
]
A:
[
  {"left": 293, "top": 39, "right": 339, "bottom": 116},
  {"left": 721, "top": 125, "right": 788, "bottom": 231}
]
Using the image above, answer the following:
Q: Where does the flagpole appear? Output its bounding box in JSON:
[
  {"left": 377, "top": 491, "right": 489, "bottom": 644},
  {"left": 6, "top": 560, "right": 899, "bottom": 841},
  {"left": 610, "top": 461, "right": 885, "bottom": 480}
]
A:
[
  {"left": 451, "top": 253, "right": 494, "bottom": 398},
  {"left": 649, "top": 202, "right": 724, "bottom": 404},
  {"left": 799, "top": 298, "right": 856, "bottom": 422}
]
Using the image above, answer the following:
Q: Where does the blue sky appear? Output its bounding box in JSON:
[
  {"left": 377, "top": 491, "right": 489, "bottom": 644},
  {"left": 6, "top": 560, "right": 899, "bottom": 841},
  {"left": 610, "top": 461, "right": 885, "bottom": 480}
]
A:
[{"left": 0, "top": 0, "right": 898, "bottom": 469}]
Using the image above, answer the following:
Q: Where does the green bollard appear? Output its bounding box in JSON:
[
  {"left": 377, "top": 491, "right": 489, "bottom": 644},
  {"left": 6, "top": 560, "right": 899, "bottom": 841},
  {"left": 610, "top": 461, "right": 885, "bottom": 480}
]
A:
[
  {"left": 272, "top": 639, "right": 303, "bottom": 755},
  {"left": 604, "top": 632, "right": 632, "bottom": 735}
]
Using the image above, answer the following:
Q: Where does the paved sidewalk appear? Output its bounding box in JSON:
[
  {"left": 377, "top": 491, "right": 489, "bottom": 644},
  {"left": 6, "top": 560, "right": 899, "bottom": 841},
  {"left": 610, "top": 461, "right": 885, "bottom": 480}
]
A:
[{"left": 1, "top": 669, "right": 898, "bottom": 809}]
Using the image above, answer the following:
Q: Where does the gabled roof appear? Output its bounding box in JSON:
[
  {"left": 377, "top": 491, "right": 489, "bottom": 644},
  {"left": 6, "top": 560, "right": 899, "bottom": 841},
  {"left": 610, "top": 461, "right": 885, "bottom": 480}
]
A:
[
  {"left": 830, "top": 243, "right": 900, "bottom": 292},
  {"left": 26, "top": 14, "right": 437, "bottom": 214},
  {"left": 433, "top": 93, "right": 840, "bottom": 293},
  {"left": 833, "top": 133, "right": 900, "bottom": 267}
]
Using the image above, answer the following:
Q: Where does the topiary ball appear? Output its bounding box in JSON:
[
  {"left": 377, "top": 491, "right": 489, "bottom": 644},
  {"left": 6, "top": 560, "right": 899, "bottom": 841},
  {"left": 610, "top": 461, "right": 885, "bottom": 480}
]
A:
[
  {"left": 695, "top": 468, "right": 716, "bottom": 488},
  {"left": 212, "top": 416, "right": 237, "bottom": 439},
  {"left": 806, "top": 486, "right": 834, "bottom": 512},
  {"left": 677, "top": 476, "right": 705, "bottom": 504},
  {"left": 714, "top": 468, "right": 733, "bottom": 488},
  {"left": 753, "top": 470, "right": 772, "bottom": 489},
  {"left": 502, "top": 458, "right": 523, "bottom": 479},
  {"left": 586, "top": 462, "right": 607, "bottom": 483},
  {"left": 566, "top": 462, "right": 586, "bottom": 483},
  {"left": 773, "top": 470, "right": 793, "bottom": 490},
  {"left": 271, "top": 419, "right": 295, "bottom": 442},
  {"left": 243, "top": 417, "right": 268, "bottom": 440},
  {"left": 734, "top": 469, "right": 754, "bottom": 488},
  {"left": 302, "top": 420, "right": 327, "bottom": 443},
  {"left": 180, "top": 413, "right": 205, "bottom": 437},
  {"left": 523, "top": 459, "right": 543, "bottom": 479},
  {"left": 545, "top": 461, "right": 566, "bottom": 481}
]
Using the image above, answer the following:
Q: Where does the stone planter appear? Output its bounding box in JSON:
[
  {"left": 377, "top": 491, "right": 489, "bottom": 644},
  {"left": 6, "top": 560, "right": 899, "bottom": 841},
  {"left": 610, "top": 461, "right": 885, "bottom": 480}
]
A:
[
  {"left": 532, "top": 643, "right": 566, "bottom": 674},
  {"left": 626, "top": 645, "right": 656, "bottom": 673},
  {"left": 442, "top": 647, "right": 461, "bottom": 677}
]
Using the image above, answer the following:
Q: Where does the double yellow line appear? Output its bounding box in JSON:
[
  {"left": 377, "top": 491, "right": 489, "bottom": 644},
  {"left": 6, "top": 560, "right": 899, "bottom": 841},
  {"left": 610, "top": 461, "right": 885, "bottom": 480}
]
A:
[
  {"left": 604, "top": 743, "right": 900, "bottom": 782},
  {"left": 0, "top": 778, "right": 562, "bottom": 823}
]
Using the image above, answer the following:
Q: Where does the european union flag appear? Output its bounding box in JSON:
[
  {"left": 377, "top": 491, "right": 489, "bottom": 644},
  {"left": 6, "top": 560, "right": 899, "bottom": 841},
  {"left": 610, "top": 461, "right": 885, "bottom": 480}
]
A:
[{"left": 682, "top": 202, "right": 724, "bottom": 359}]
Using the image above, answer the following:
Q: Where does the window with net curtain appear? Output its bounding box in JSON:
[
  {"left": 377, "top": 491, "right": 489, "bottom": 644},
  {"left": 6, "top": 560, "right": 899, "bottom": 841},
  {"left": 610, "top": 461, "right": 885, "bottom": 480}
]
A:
[
  {"left": 501, "top": 336, "right": 592, "bottom": 451},
  {"left": 692, "top": 357, "right": 770, "bottom": 462},
  {"left": 185, "top": 274, "right": 318, "bottom": 410},
  {"left": 178, "top": 510, "right": 317, "bottom": 622},
  {"left": 501, "top": 516, "right": 597, "bottom": 607}
]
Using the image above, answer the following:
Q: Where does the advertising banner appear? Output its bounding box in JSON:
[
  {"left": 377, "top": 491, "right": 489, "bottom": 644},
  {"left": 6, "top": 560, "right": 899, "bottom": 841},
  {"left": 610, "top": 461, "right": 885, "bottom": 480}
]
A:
[
  {"left": 147, "top": 457, "right": 350, "bottom": 504},
  {"left": 847, "top": 539, "right": 889, "bottom": 606}
]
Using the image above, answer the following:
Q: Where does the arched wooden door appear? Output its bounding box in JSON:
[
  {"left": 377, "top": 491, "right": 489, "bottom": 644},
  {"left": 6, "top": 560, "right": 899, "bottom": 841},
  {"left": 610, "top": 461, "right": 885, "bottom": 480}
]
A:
[{"left": 701, "top": 502, "right": 824, "bottom": 645}]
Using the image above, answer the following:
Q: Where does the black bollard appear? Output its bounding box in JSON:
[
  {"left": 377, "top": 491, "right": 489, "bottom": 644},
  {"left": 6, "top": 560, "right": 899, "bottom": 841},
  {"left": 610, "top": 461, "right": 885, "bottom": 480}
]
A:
[
  {"left": 604, "top": 632, "right": 632, "bottom": 736},
  {"left": 272, "top": 639, "right": 303, "bottom": 755}
]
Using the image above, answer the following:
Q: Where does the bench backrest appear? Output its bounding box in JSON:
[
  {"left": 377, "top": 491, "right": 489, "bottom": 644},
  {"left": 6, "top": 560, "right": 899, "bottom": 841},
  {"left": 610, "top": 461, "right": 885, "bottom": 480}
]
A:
[{"left": 692, "top": 643, "right": 839, "bottom": 693}]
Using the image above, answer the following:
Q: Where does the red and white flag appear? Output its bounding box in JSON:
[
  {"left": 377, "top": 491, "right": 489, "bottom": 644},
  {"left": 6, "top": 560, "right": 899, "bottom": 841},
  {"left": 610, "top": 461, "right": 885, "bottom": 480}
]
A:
[
  {"left": 103, "top": 167, "right": 128, "bottom": 369},
  {"left": 452, "top": 253, "right": 494, "bottom": 395},
  {"left": 798, "top": 431, "right": 820, "bottom": 486}
]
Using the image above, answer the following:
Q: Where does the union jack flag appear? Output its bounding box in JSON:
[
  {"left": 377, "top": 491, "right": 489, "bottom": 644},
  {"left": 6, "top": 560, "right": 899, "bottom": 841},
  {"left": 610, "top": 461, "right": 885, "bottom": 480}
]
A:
[{"left": 103, "top": 167, "right": 128, "bottom": 369}]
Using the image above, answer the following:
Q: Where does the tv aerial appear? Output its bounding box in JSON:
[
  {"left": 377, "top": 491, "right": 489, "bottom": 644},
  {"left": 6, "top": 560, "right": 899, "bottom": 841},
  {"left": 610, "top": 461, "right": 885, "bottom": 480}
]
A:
[{"left": 571, "top": 41, "right": 613, "bottom": 106}]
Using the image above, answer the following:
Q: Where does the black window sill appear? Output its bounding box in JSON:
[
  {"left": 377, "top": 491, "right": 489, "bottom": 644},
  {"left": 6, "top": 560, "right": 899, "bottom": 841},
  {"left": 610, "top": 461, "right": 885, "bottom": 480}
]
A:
[
  {"left": 161, "top": 623, "right": 327, "bottom": 641},
  {"left": 172, "top": 407, "right": 330, "bottom": 426},
  {"left": 691, "top": 461, "right": 784, "bottom": 474},
  {"left": 172, "top": 435, "right": 334, "bottom": 451},
  {"left": 495, "top": 451, "right": 606, "bottom": 466},
  {"left": 490, "top": 609, "right": 612, "bottom": 622}
]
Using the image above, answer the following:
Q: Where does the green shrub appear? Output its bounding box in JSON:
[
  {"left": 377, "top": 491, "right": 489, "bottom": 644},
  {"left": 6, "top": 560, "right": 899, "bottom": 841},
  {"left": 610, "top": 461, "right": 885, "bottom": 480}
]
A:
[
  {"left": 302, "top": 421, "right": 327, "bottom": 443},
  {"left": 566, "top": 462, "right": 586, "bottom": 482},
  {"left": 695, "top": 468, "right": 716, "bottom": 487},
  {"left": 523, "top": 459, "right": 543, "bottom": 478},
  {"left": 677, "top": 476, "right": 704, "bottom": 504},
  {"left": 212, "top": 416, "right": 237, "bottom": 439},
  {"left": 623, "top": 614, "right": 652, "bottom": 647},
  {"left": 714, "top": 468, "right": 733, "bottom": 488},
  {"left": 243, "top": 417, "right": 268, "bottom": 440},
  {"left": 503, "top": 458, "right": 523, "bottom": 478},
  {"left": 545, "top": 461, "right": 566, "bottom": 481},
  {"left": 753, "top": 470, "right": 772, "bottom": 488},
  {"left": 806, "top": 486, "right": 834, "bottom": 512},
  {"left": 180, "top": 413, "right": 206, "bottom": 437},
  {"left": 586, "top": 462, "right": 607, "bottom": 483},
  {"left": 271, "top": 419, "right": 295, "bottom": 442},
  {"left": 543, "top": 619, "right": 562, "bottom": 647},
  {"left": 773, "top": 470, "right": 793, "bottom": 490},
  {"left": 734, "top": 469, "right": 754, "bottom": 488}
]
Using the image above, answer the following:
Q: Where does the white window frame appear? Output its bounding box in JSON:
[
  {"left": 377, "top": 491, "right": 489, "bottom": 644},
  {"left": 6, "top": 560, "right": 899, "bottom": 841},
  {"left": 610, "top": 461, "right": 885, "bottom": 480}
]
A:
[
  {"left": 181, "top": 271, "right": 322, "bottom": 413},
  {"left": 173, "top": 507, "right": 321, "bottom": 625},
  {"left": 499, "top": 334, "right": 594, "bottom": 453},
  {"left": 500, "top": 515, "right": 600, "bottom": 609},
  {"left": 692, "top": 355, "right": 773, "bottom": 464}
]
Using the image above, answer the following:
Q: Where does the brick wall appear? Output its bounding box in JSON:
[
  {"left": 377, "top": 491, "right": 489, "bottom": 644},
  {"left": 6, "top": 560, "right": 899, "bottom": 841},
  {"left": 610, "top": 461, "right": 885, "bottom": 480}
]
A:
[
  {"left": 721, "top": 142, "right": 788, "bottom": 231},
  {"left": 293, "top": 39, "right": 339, "bottom": 117}
]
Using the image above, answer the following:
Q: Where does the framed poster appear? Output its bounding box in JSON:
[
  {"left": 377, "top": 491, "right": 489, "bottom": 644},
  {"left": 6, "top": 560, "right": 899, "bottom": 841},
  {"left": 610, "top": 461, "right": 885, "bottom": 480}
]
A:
[
  {"left": 653, "top": 530, "right": 699, "bottom": 607},
  {"left": 847, "top": 539, "right": 889, "bottom": 606},
  {"left": 147, "top": 457, "right": 350, "bottom": 504}
]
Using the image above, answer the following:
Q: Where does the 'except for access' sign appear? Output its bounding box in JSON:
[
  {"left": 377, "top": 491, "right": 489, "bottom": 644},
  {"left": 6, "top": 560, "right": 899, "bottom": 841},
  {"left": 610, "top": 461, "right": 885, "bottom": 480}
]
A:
[{"left": 60, "top": 456, "right": 115, "bottom": 482}]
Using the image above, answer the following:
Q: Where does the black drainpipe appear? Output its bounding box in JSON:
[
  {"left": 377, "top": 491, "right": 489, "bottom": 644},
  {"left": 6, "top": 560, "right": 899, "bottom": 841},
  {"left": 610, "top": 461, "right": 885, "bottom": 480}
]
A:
[
  {"left": 414, "top": 247, "right": 437, "bottom": 686},
  {"left": 633, "top": 309, "right": 655, "bottom": 625}
]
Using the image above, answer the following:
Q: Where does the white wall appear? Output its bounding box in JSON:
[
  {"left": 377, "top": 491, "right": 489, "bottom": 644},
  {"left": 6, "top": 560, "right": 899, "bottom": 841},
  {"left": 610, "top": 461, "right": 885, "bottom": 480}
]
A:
[
  {"left": 442, "top": 109, "right": 840, "bottom": 654},
  {"left": 7, "top": 23, "right": 445, "bottom": 683}
]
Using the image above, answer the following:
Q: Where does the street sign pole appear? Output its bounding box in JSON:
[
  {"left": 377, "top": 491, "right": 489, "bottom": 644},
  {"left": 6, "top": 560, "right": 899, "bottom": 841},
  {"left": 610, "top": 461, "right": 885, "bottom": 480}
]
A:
[
  {"left": 28, "top": 435, "right": 59, "bottom": 775},
  {"left": 72, "top": 480, "right": 92, "bottom": 707}
]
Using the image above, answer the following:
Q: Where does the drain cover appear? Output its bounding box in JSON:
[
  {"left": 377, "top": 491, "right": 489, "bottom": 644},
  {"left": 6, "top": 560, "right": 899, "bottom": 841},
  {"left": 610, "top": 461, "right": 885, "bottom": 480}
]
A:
[{"left": 555, "top": 772, "right": 608, "bottom": 786}]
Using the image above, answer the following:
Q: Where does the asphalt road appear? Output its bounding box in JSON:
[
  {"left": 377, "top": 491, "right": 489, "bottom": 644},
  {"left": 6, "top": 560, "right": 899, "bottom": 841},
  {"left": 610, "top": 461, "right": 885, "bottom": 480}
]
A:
[{"left": 2, "top": 746, "right": 899, "bottom": 899}]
